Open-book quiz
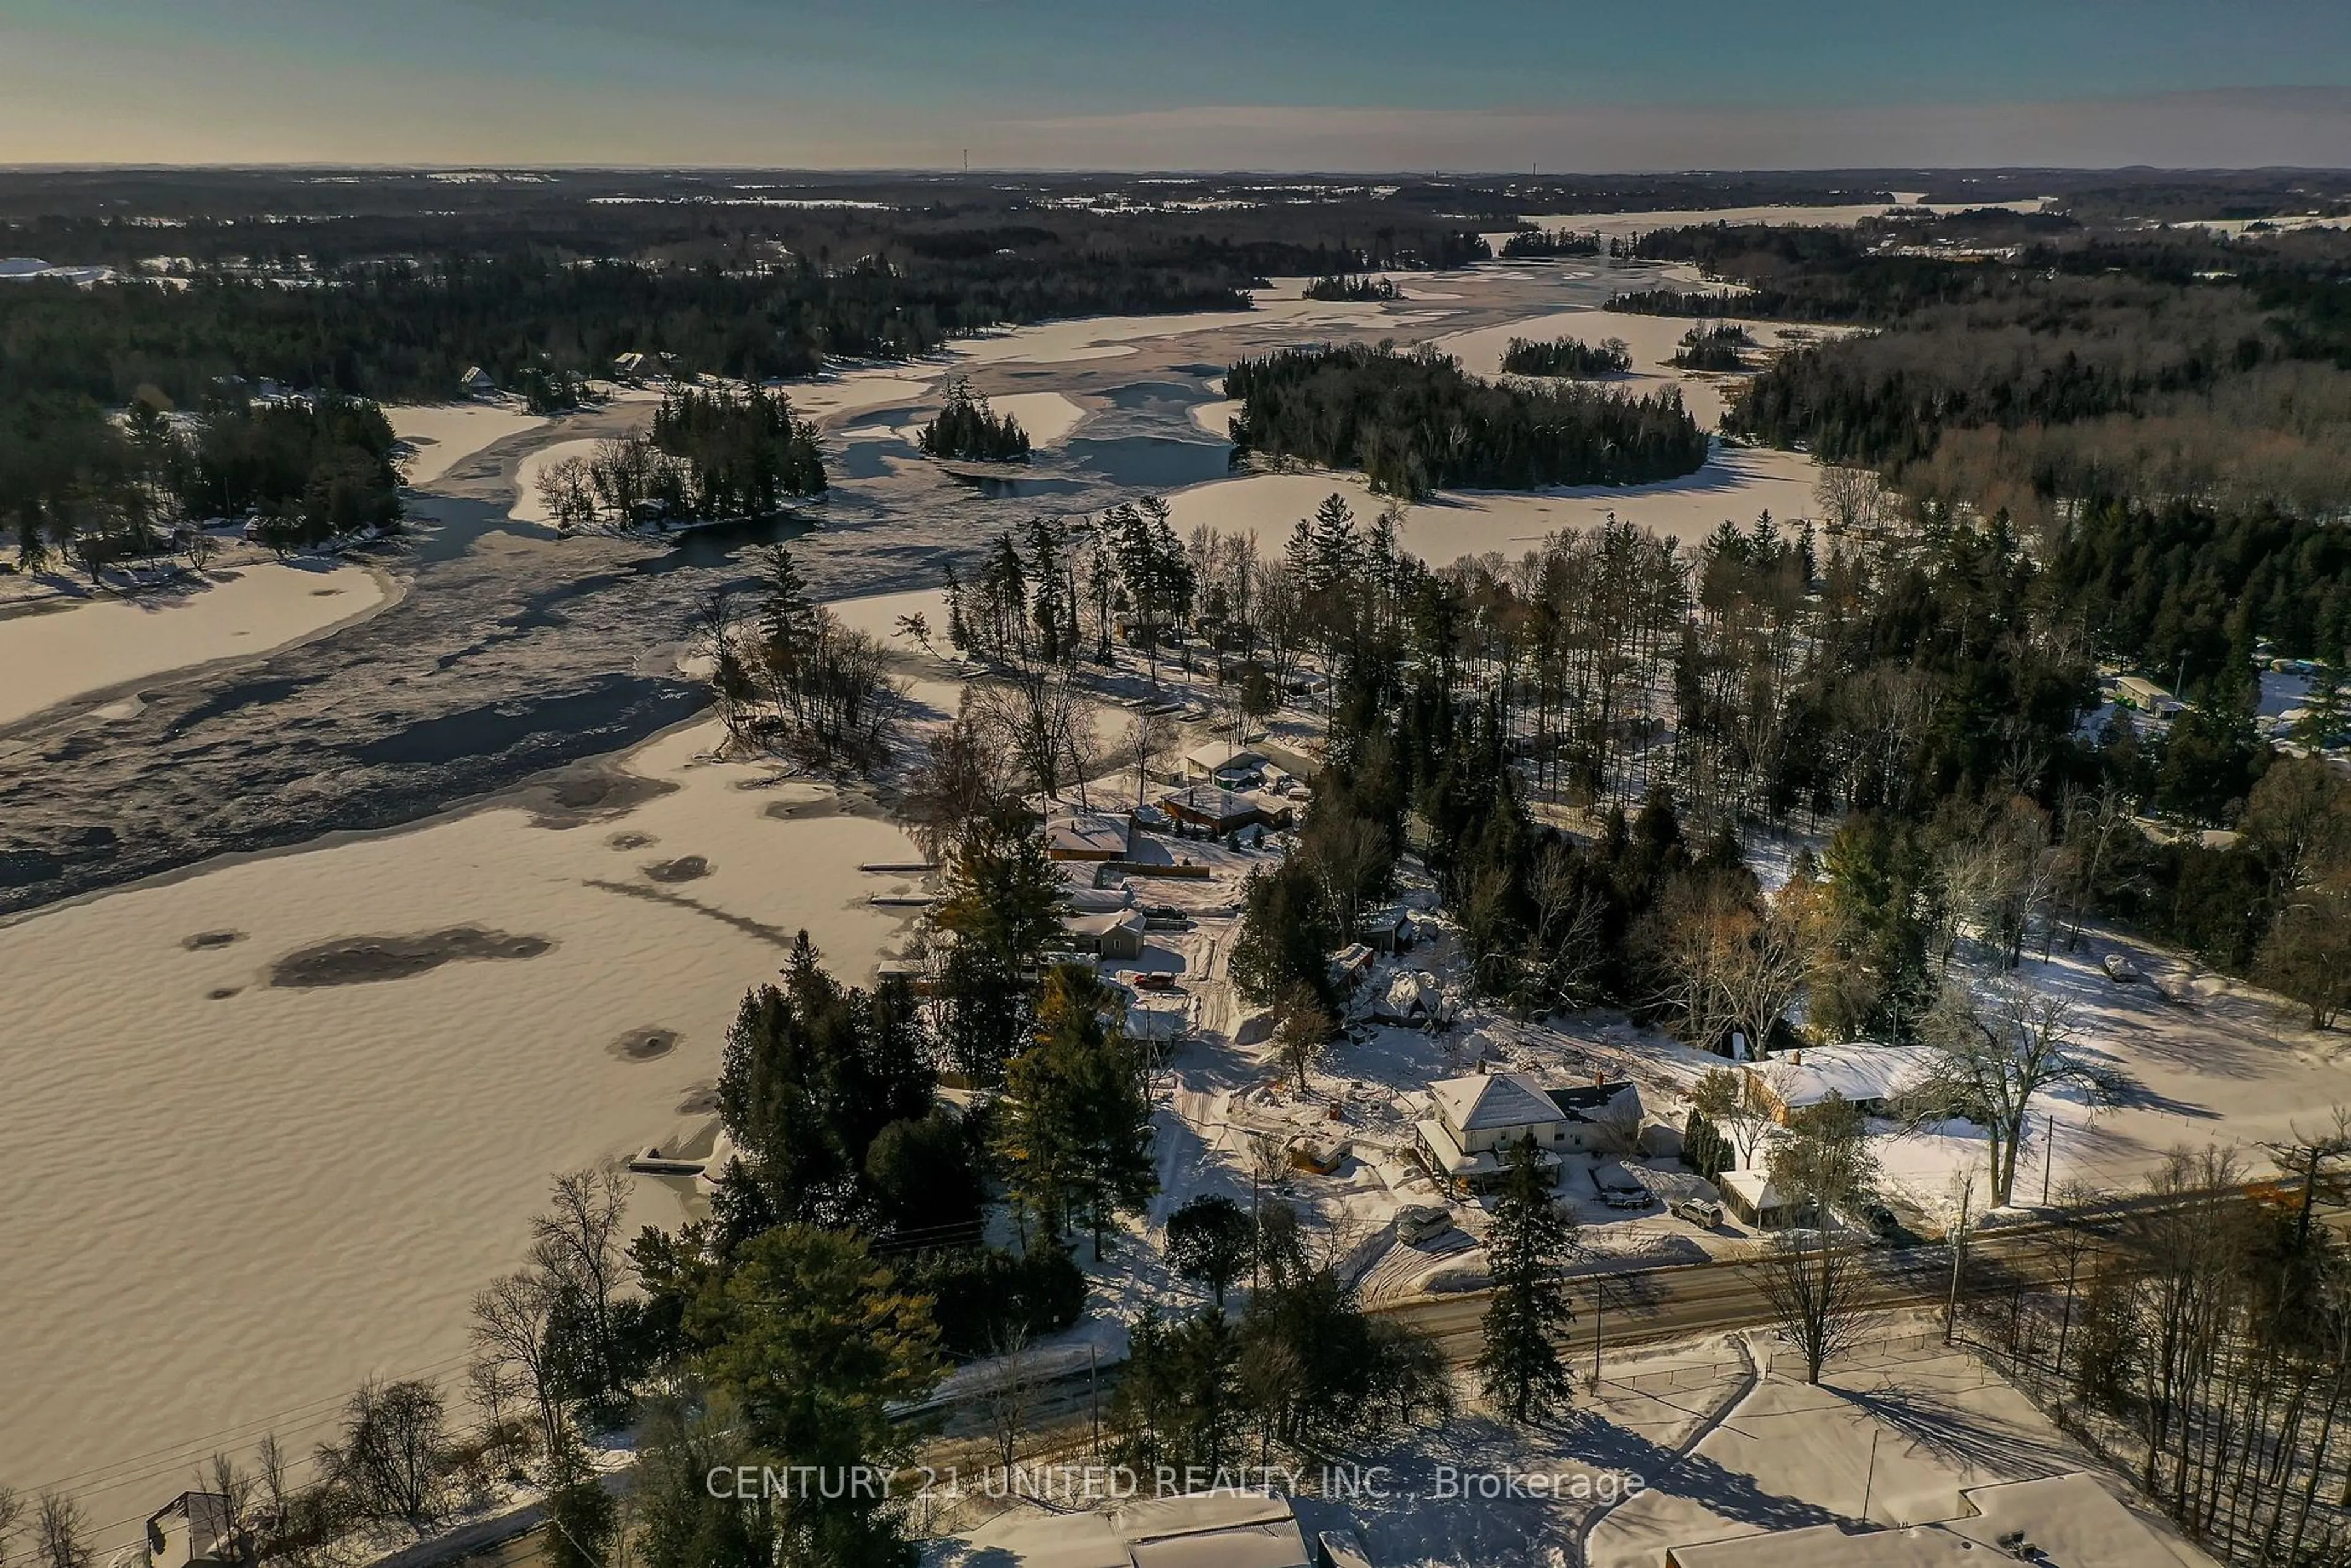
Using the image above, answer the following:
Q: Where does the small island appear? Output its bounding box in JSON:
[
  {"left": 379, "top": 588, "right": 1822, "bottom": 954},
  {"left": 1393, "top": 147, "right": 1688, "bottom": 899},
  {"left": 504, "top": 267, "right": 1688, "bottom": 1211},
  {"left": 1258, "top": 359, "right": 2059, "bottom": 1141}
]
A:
[
  {"left": 1302, "top": 274, "right": 1403, "bottom": 302},
  {"left": 1501, "top": 335, "right": 1633, "bottom": 378},
  {"left": 917, "top": 378, "right": 1032, "bottom": 462},
  {"left": 1226, "top": 342, "right": 1707, "bottom": 498}
]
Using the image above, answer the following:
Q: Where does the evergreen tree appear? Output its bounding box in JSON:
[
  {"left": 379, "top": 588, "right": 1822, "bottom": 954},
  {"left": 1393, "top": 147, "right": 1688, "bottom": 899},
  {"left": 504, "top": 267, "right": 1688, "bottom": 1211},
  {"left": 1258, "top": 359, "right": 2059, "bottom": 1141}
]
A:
[
  {"left": 1165, "top": 1193, "right": 1254, "bottom": 1305},
  {"left": 995, "top": 966, "right": 1158, "bottom": 1258},
  {"left": 1477, "top": 1136, "right": 1578, "bottom": 1424},
  {"left": 692, "top": 1225, "right": 943, "bottom": 1568}
]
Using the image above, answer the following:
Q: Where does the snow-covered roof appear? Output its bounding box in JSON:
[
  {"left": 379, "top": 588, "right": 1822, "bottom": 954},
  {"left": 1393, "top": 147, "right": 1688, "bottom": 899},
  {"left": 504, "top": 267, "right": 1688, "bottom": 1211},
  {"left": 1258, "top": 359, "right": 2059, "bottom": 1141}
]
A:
[
  {"left": 1159, "top": 785, "right": 1262, "bottom": 822},
  {"left": 1126, "top": 1005, "right": 1186, "bottom": 1042},
  {"left": 1184, "top": 740, "right": 1265, "bottom": 773},
  {"left": 1720, "top": 1169, "right": 1786, "bottom": 1210},
  {"left": 1045, "top": 812, "right": 1130, "bottom": 855},
  {"left": 1063, "top": 909, "right": 1145, "bottom": 939},
  {"left": 1750, "top": 1042, "right": 1933, "bottom": 1111},
  {"left": 1130, "top": 1521, "right": 1310, "bottom": 1568},
  {"left": 1431, "top": 1071, "right": 1562, "bottom": 1133}
]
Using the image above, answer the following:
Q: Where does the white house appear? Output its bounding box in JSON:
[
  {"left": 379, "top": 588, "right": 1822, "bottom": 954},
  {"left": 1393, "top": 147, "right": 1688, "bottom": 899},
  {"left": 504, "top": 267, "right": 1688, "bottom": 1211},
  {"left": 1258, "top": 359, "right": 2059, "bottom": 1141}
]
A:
[
  {"left": 1417, "top": 1071, "right": 1637, "bottom": 1191},
  {"left": 1746, "top": 1041, "right": 1933, "bottom": 1123}
]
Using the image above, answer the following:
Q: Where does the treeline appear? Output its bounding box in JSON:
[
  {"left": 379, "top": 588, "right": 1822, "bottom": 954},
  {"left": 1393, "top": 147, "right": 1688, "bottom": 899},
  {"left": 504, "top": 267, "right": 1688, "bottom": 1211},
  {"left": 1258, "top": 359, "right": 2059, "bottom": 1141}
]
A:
[
  {"left": 1224, "top": 343, "right": 1708, "bottom": 498},
  {"left": 1971, "top": 1148, "right": 2351, "bottom": 1567},
  {"left": 2, "top": 391, "right": 400, "bottom": 569},
  {"left": 1706, "top": 221, "right": 2351, "bottom": 691},
  {"left": 1500, "top": 336, "right": 1630, "bottom": 377},
  {"left": 533, "top": 386, "right": 824, "bottom": 531},
  {"left": 1302, "top": 274, "right": 1401, "bottom": 301},
  {"left": 916, "top": 378, "right": 1031, "bottom": 462},
  {"left": 0, "top": 253, "right": 1254, "bottom": 413},
  {"left": 1501, "top": 227, "right": 1602, "bottom": 260}
]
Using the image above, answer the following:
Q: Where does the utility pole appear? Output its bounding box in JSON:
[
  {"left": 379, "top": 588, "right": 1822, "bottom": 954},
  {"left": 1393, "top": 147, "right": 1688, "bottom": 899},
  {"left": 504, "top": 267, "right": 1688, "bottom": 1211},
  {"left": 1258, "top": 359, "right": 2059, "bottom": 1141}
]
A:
[
  {"left": 1591, "top": 1279, "right": 1603, "bottom": 1392},
  {"left": 1089, "top": 1343, "right": 1100, "bottom": 1455},
  {"left": 1860, "top": 1427, "right": 1880, "bottom": 1522},
  {"left": 1944, "top": 1182, "right": 1973, "bottom": 1345},
  {"left": 2041, "top": 1111, "right": 2056, "bottom": 1206}
]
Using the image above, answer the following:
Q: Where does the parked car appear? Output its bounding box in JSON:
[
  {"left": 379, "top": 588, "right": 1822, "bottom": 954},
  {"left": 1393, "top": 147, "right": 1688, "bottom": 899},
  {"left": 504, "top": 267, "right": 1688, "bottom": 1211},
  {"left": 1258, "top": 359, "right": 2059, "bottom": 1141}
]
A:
[
  {"left": 1602, "top": 1187, "right": 1653, "bottom": 1210},
  {"left": 1397, "top": 1205, "right": 1454, "bottom": 1245},
  {"left": 1670, "top": 1198, "right": 1723, "bottom": 1229},
  {"left": 1861, "top": 1203, "right": 1903, "bottom": 1241}
]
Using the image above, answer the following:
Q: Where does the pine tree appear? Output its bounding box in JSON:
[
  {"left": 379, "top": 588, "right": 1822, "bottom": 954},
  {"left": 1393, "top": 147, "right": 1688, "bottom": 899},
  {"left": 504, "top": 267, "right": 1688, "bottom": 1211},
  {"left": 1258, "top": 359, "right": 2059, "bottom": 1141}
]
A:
[
  {"left": 996, "top": 966, "right": 1158, "bottom": 1258},
  {"left": 1476, "top": 1135, "right": 1578, "bottom": 1424}
]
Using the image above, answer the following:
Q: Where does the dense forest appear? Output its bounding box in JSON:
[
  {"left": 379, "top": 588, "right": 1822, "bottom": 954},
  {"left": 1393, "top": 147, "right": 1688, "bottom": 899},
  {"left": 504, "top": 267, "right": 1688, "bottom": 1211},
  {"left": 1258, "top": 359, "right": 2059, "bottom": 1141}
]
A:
[
  {"left": 1224, "top": 343, "right": 1708, "bottom": 498},
  {"left": 1500, "top": 335, "right": 1630, "bottom": 377},
  {"left": 1680, "top": 221, "right": 2351, "bottom": 690},
  {"left": 2, "top": 391, "right": 402, "bottom": 566}
]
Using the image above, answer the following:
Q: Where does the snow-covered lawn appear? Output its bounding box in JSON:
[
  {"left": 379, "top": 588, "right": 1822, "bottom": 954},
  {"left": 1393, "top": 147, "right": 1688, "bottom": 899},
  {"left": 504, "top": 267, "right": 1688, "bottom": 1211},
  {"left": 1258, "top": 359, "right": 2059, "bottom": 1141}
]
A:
[{"left": 1587, "top": 1319, "right": 2208, "bottom": 1568}]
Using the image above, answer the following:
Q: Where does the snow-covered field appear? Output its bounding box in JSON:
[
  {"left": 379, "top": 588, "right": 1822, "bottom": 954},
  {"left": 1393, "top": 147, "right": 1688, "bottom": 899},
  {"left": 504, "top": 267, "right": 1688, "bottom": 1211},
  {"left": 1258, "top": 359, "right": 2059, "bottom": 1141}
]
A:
[
  {"left": 1161, "top": 443, "right": 1823, "bottom": 562},
  {"left": 0, "top": 557, "right": 391, "bottom": 728},
  {"left": 0, "top": 673, "right": 928, "bottom": 1543},
  {"left": 387, "top": 402, "right": 552, "bottom": 487}
]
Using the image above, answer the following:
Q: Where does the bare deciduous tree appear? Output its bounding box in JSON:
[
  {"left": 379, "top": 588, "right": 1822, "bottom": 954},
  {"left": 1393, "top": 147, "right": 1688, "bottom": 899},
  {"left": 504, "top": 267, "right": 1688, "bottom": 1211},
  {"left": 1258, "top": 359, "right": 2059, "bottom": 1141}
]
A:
[
  {"left": 1689, "top": 1067, "right": 1777, "bottom": 1171},
  {"left": 529, "top": 1166, "right": 632, "bottom": 1410},
  {"left": 1925, "top": 973, "right": 2099, "bottom": 1206},
  {"left": 32, "top": 1493, "right": 89, "bottom": 1568},
  {"left": 317, "top": 1379, "right": 449, "bottom": 1539},
  {"left": 473, "top": 1270, "right": 565, "bottom": 1463}
]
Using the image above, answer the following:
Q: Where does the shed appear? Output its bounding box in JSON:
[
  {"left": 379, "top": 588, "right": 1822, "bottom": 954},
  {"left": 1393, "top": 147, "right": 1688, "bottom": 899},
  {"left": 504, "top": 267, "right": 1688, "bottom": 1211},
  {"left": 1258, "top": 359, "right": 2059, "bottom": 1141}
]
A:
[
  {"left": 147, "top": 1493, "right": 239, "bottom": 1568},
  {"left": 1720, "top": 1169, "right": 1791, "bottom": 1228},
  {"left": 1359, "top": 906, "right": 1414, "bottom": 953},
  {"left": 612, "top": 350, "right": 656, "bottom": 380},
  {"left": 458, "top": 365, "right": 495, "bottom": 397},
  {"left": 1327, "top": 942, "right": 1377, "bottom": 991}
]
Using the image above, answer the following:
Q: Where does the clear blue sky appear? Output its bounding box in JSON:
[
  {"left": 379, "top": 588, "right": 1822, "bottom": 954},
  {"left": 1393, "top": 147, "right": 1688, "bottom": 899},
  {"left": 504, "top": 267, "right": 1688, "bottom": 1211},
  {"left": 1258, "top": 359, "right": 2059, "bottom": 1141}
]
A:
[{"left": 4, "top": 0, "right": 2348, "bottom": 168}]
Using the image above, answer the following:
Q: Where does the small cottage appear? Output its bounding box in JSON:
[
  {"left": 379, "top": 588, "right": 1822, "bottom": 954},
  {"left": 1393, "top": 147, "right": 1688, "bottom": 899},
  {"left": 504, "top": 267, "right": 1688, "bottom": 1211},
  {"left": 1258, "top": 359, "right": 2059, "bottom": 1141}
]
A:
[{"left": 458, "top": 365, "right": 495, "bottom": 397}]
